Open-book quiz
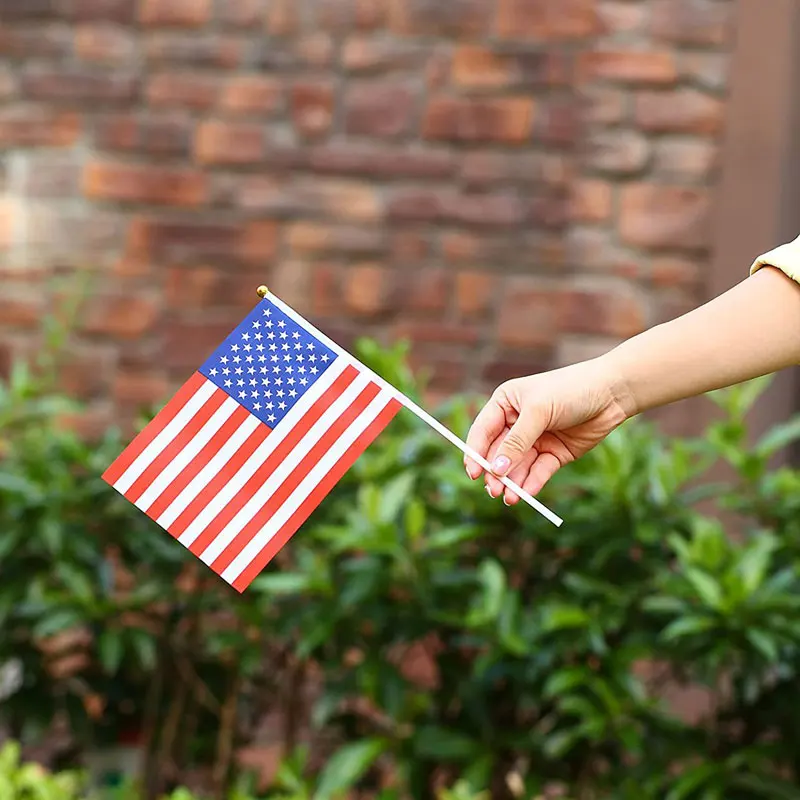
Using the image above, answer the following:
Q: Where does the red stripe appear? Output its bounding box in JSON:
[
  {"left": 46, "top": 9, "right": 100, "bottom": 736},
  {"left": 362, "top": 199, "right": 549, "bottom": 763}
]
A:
[
  {"left": 167, "top": 422, "right": 270, "bottom": 540},
  {"left": 123, "top": 388, "right": 229, "bottom": 504},
  {"left": 232, "top": 397, "right": 401, "bottom": 592},
  {"left": 210, "top": 380, "right": 380, "bottom": 574},
  {"left": 187, "top": 364, "right": 359, "bottom": 557},
  {"left": 144, "top": 404, "right": 252, "bottom": 522},
  {"left": 103, "top": 372, "right": 206, "bottom": 486}
]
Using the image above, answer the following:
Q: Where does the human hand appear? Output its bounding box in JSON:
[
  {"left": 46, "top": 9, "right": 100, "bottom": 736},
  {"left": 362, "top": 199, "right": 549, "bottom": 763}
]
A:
[{"left": 464, "top": 357, "right": 634, "bottom": 504}]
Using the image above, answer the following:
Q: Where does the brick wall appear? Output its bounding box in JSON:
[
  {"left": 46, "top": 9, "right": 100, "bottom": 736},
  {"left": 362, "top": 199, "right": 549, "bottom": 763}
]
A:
[{"left": 0, "top": 0, "right": 737, "bottom": 426}]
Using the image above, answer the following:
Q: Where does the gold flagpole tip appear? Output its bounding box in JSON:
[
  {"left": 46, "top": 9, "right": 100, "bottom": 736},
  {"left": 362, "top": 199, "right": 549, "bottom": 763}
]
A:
[{"left": 256, "top": 285, "right": 269, "bottom": 299}]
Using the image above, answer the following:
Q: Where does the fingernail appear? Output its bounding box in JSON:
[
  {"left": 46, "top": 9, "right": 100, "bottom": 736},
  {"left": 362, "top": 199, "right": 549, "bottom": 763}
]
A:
[
  {"left": 502, "top": 496, "right": 510, "bottom": 507},
  {"left": 485, "top": 484, "right": 495, "bottom": 499},
  {"left": 492, "top": 455, "right": 511, "bottom": 475},
  {"left": 465, "top": 464, "right": 475, "bottom": 480}
]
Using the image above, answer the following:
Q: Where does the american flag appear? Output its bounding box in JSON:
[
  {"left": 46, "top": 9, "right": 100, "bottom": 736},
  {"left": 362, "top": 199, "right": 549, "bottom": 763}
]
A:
[{"left": 103, "top": 294, "right": 401, "bottom": 593}]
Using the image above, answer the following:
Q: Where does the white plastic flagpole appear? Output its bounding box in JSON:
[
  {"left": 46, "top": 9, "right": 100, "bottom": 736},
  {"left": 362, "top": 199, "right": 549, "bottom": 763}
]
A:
[{"left": 262, "top": 288, "right": 563, "bottom": 528}]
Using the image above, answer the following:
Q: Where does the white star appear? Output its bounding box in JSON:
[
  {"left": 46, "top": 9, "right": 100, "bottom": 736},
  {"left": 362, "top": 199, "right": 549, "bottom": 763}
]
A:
[
  {"left": 311, "top": 366, "right": 318, "bottom": 374},
  {"left": 222, "top": 367, "right": 230, "bottom": 376},
  {"left": 252, "top": 321, "right": 261, "bottom": 329},
  {"left": 294, "top": 343, "right": 302, "bottom": 351},
  {"left": 257, "top": 343, "right": 264, "bottom": 351},
  {"left": 246, "top": 355, "right": 254, "bottom": 364},
  {"left": 277, "top": 389, "right": 285, "bottom": 398},
  {"left": 250, "top": 379, "right": 257, "bottom": 387},
  {"left": 275, "top": 378, "right": 283, "bottom": 386},
  {"left": 231, "top": 344, "right": 239, "bottom": 352},
  {"left": 267, "top": 331, "right": 275, "bottom": 339},
  {"left": 253, "top": 402, "right": 261, "bottom": 410},
  {"left": 292, "top": 331, "right": 300, "bottom": 339},
  {"left": 224, "top": 379, "right": 232, "bottom": 388},
  {"left": 233, "top": 355, "right": 241, "bottom": 364},
  {"left": 261, "top": 378, "right": 270, "bottom": 386},
  {"left": 279, "top": 401, "right": 287, "bottom": 410},
  {"left": 269, "top": 343, "right": 277, "bottom": 352},
  {"left": 321, "top": 354, "right": 330, "bottom": 362},
  {"left": 263, "top": 308, "right": 272, "bottom": 317},
  {"left": 307, "top": 343, "right": 314, "bottom": 350},
  {"left": 280, "top": 331, "right": 287, "bottom": 339},
  {"left": 220, "top": 356, "right": 229, "bottom": 364},
  {"left": 237, "top": 379, "right": 244, "bottom": 386},
  {"left": 255, "top": 332, "right": 263, "bottom": 341},
  {"left": 298, "top": 365, "right": 306, "bottom": 374},
  {"left": 239, "top": 391, "right": 247, "bottom": 399},
  {"left": 282, "top": 343, "right": 289, "bottom": 350},
  {"left": 289, "top": 389, "right": 297, "bottom": 398},
  {"left": 242, "top": 332, "right": 250, "bottom": 341},
  {"left": 244, "top": 344, "right": 252, "bottom": 353},
  {"left": 266, "top": 402, "right": 274, "bottom": 410},
  {"left": 278, "top": 320, "right": 286, "bottom": 328},
  {"left": 248, "top": 366, "right": 255, "bottom": 374},
  {"left": 268, "top": 414, "right": 276, "bottom": 423},
  {"left": 260, "top": 366, "right": 268, "bottom": 374},
  {"left": 287, "top": 376, "right": 295, "bottom": 385},
  {"left": 285, "top": 366, "right": 294, "bottom": 374},
  {"left": 209, "top": 368, "right": 218, "bottom": 376},
  {"left": 251, "top": 390, "right": 259, "bottom": 398},
  {"left": 235, "top": 367, "right": 243, "bottom": 375},
  {"left": 300, "top": 377, "right": 308, "bottom": 386}
]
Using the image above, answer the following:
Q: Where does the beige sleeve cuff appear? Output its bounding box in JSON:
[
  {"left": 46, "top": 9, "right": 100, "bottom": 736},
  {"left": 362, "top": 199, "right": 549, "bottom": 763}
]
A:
[{"left": 750, "top": 235, "right": 800, "bottom": 283}]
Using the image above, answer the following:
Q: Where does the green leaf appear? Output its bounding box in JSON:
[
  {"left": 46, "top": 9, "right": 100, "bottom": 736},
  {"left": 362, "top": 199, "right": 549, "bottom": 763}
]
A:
[
  {"left": 755, "top": 415, "right": 800, "bottom": 457},
  {"left": 662, "top": 616, "right": 716, "bottom": 642},
  {"left": 33, "top": 609, "right": 82, "bottom": 640},
  {"left": 379, "top": 473, "right": 415, "bottom": 524},
  {"left": 746, "top": 629, "right": 779, "bottom": 662},
  {"left": 542, "top": 604, "right": 591, "bottom": 632},
  {"left": 98, "top": 630, "right": 124, "bottom": 674},
  {"left": 542, "top": 668, "right": 590, "bottom": 700},
  {"left": 129, "top": 629, "right": 158, "bottom": 671},
  {"left": 314, "top": 738, "right": 387, "bottom": 800},
  {"left": 414, "top": 727, "right": 480, "bottom": 760},
  {"left": 684, "top": 568, "right": 723, "bottom": 610},
  {"left": 542, "top": 728, "right": 583, "bottom": 759},
  {"left": 252, "top": 573, "right": 310, "bottom": 596}
]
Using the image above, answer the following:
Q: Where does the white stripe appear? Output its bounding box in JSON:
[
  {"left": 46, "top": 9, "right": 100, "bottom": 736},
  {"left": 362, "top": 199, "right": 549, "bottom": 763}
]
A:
[
  {"left": 114, "top": 380, "right": 217, "bottom": 495},
  {"left": 222, "top": 390, "right": 391, "bottom": 584},
  {"left": 199, "top": 371, "right": 372, "bottom": 566},
  {"left": 157, "top": 413, "right": 261, "bottom": 529},
  {"left": 177, "top": 358, "right": 348, "bottom": 547},
  {"left": 134, "top": 397, "right": 239, "bottom": 513}
]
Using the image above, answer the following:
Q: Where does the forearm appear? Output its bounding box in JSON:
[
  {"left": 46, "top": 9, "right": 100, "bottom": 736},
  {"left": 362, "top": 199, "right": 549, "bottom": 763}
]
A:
[{"left": 602, "top": 267, "right": 800, "bottom": 416}]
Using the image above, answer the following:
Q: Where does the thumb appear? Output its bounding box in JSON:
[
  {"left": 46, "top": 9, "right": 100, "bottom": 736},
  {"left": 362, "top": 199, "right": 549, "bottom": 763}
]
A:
[{"left": 491, "top": 407, "right": 545, "bottom": 477}]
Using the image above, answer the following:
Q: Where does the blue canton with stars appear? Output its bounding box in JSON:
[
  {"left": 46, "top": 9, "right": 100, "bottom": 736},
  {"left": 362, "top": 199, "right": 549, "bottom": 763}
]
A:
[{"left": 199, "top": 299, "right": 338, "bottom": 429}]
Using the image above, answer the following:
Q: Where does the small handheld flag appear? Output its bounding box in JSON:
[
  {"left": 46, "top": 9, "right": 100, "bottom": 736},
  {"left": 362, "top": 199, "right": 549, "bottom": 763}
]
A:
[{"left": 103, "top": 288, "right": 562, "bottom": 592}]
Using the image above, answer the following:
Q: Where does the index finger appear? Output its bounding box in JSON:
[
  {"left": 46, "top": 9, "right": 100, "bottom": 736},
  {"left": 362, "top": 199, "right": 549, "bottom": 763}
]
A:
[{"left": 464, "top": 397, "right": 507, "bottom": 480}]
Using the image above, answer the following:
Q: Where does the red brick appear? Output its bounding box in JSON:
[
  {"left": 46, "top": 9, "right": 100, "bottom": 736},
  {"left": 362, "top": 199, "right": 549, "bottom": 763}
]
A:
[
  {"left": 388, "top": 189, "right": 525, "bottom": 228},
  {"left": 194, "top": 121, "right": 265, "bottom": 164},
  {"left": 497, "top": 280, "right": 561, "bottom": 347},
  {"left": 399, "top": 270, "right": 450, "bottom": 315},
  {"left": 67, "top": 0, "right": 135, "bottom": 22},
  {"left": 560, "top": 285, "right": 646, "bottom": 337},
  {"left": 653, "top": 139, "right": 717, "bottom": 181},
  {"left": 620, "top": 184, "right": 710, "bottom": 250},
  {"left": 0, "top": 202, "right": 15, "bottom": 250},
  {"left": 315, "top": 0, "right": 356, "bottom": 30},
  {"left": 423, "top": 96, "right": 535, "bottom": 144},
  {"left": 83, "top": 161, "right": 207, "bottom": 207},
  {"left": 344, "top": 264, "right": 393, "bottom": 317},
  {"left": 266, "top": 0, "right": 299, "bottom": 35},
  {"left": 539, "top": 100, "right": 580, "bottom": 147},
  {"left": 578, "top": 50, "right": 678, "bottom": 85},
  {"left": 144, "top": 33, "right": 245, "bottom": 68},
  {"left": 342, "top": 37, "right": 423, "bottom": 73},
  {"left": 0, "top": 0, "right": 57, "bottom": 18},
  {"left": 20, "top": 156, "right": 80, "bottom": 198},
  {"left": 456, "top": 272, "right": 494, "bottom": 318},
  {"left": 0, "top": 108, "right": 81, "bottom": 147},
  {"left": 651, "top": 257, "right": 701, "bottom": 288},
  {"left": 452, "top": 46, "right": 514, "bottom": 88},
  {"left": 139, "top": 0, "right": 212, "bottom": 27},
  {"left": 146, "top": 72, "right": 220, "bottom": 110},
  {"left": 220, "top": 75, "right": 282, "bottom": 116},
  {"left": 584, "top": 130, "right": 650, "bottom": 176},
  {"left": 59, "top": 348, "right": 112, "bottom": 400},
  {"left": 392, "top": 321, "right": 480, "bottom": 345},
  {"left": 0, "top": 68, "right": 15, "bottom": 100},
  {"left": 113, "top": 369, "right": 170, "bottom": 406},
  {"left": 650, "top": 0, "right": 733, "bottom": 46},
  {"left": 308, "top": 145, "right": 455, "bottom": 179},
  {"left": 286, "top": 223, "right": 385, "bottom": 258},
  {"left": 355, "top": 0, "right": 387, "bottom": 29},
  {"left": 344, "top": 83, "right": 416, "bottom": 138},
  {"left": 311, "top": 263, "right": 342, "bottom": 316},
  {"left": 570, "top": 180, "right": 612, "bottom": 223},
  {"left": 163, "top": 320, "right": 239, "bottom": 369},
  {"left": 95, "top": 113, "right": 192, "bottom": 156},
  {"left": 304, "top": 180, "right": 383, "bottom": 222},
  {"left": 217, "top": 0, "right": 261, "bottom": 26},
  {"left": 0, "top": 294, "right": 40, "bottom": 327},
  {"left": 127, "top": 217, "right": 278, "bottom": 264},
  {"left": 0, "top": 25, "right": 72, "bottom": 58},
  {"left": 75, "top": 24, "right": 137, "bottom": 63},
  {"left": 597, "top": 1, "right": 646, "bottom": 33},
  {"left": 482, "top": 355, "right": 553, "bottom": 385},
  {"left": 636, "top": 89, "right": 724, "bottom": 134},
  {"left": 165, "top": 265, "right": 224, "bottom": 308},
  {"left": 497, "top": 0, "right": 597, "bottom": 40},
  {"left": 681, "top": 53, "right": 730, "bottom": 93},
  {"left": 580, "top": 86, "right": 627, "bottom": 125},
  {"left": 81, "top": 293, "right": 161, "bottom": 339},
  {"left": 390, "top": 230, "right": 432, "bottom": 263},
  {"left": 389, "top": 0, "right": 491, "bottom": 37},
  {"left": 290, "top": 83, "right": 335, "bottom": 139},
  {"left": 22, "top": 67, "right": 138, "bottom": 104}
]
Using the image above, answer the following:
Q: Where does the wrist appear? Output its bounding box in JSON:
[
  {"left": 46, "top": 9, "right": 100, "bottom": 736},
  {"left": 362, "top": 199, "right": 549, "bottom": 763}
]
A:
[{"left": 594, "top": 345, "right": 640, "bottom": 422}]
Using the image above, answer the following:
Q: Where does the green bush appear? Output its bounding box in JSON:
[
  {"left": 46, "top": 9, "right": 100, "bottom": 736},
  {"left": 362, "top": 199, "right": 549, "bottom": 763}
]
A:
[{"left": 3, "top": 337, "right": 800, "bottom": 799}]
